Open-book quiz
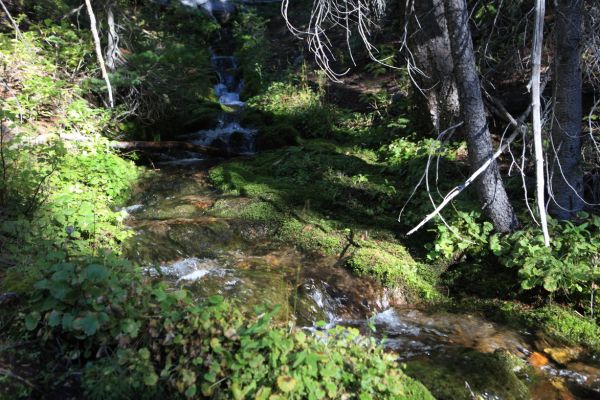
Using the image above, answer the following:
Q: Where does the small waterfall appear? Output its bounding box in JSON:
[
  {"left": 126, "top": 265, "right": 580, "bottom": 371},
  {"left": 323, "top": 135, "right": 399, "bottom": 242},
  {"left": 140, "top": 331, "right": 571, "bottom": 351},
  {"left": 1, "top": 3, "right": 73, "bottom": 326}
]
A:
[
  {"left": 188, "top": 11, "right": 258, "bottom": 154},
  {"left": 184, "top": 52, "right": 256, "bottom": 155},
  {"left": 211, "top": 55, "right": 245, "bottom": 107}
]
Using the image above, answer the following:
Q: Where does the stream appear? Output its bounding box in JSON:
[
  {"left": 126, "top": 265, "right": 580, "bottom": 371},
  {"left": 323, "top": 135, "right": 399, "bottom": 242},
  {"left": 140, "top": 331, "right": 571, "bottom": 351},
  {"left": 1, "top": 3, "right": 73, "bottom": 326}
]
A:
[{"left": 122, "top": 3, "right": 600, "bottom": 399}]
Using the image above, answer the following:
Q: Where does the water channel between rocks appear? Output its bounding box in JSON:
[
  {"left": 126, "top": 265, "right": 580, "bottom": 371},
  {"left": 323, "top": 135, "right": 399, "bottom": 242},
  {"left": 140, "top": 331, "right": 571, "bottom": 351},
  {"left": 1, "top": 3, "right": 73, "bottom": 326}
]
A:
[{"left": 122, "top": 6, "right": 600, "bottom": 399}]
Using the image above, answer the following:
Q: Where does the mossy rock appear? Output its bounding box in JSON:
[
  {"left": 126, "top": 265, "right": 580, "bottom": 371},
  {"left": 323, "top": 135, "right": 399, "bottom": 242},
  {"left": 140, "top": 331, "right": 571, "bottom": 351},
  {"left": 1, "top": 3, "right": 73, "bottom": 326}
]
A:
[
  {"left": 404, "top": 350, "right": 531, "bottom": 400},
  {"left": 345, "top": 246, "right": 439, "bottom": 300},
  {"left": 240, "top": 108, "right": 273, "bottom": 128},
  {"left": 208, "top": 198, "right": 281, "bottom": 222},
  {"left": 275, "top": 217, "right": 346, "bottom": 256},
  {"left": 179, "top": 102, "right": 222, "bottom": 131}
]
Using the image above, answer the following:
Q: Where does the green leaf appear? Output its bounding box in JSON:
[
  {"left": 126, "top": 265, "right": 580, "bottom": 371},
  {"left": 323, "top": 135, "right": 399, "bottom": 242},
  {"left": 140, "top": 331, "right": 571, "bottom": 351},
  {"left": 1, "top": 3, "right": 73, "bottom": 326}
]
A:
[
  {"left": 73, "top": 313, "right": 100, "bottom": 336},
  {"left": 543, "top": 275, "right": 559, "bottom": 292},
  {"left": 255, "top": 386, "right": 272, "bottom": 400},
  {"left": 120, "top": 318, "right": 141, "bottom": 337},
  {"left": 276, "top": 376, "right": 297, "bottom": 393},
  {"left": 49, "top": 282, "right": 70, "bottom": 300},
  {"left": 84, "top": 264, "right": 109, "bottom": 283},
  {"left": 48, "top": 310, "right": 62, "bottom": 327},
  {"left": 144, "top": 371, "right": 158, "bottom": 386},
  {"left": 62, "top": 313, "right": 74, "bottom": 330},
  {"left": 172, "top": 290, "right": 187, "bottom": 301},
  {"left": 294, "top": 330, "right": 306, "bottom": 345},
  {"left": 208, "top": 294, "right": 224, "bottom": 305},
  {"left": 51, "top": 263, "right": 75, "bottom": 282},
  {"left": 25, "top": 312, "right": 41, "bottom": 331}
]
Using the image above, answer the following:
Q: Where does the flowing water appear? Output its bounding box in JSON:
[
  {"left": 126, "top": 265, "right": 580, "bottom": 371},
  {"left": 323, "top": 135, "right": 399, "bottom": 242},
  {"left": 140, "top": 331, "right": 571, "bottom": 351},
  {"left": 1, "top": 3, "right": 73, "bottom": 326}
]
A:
[
  {"left": 123, "top": 3, "right": 600, "bottom": 399},
  {"left": 123, "top": 161, "right": 600, "bottom": 399}
]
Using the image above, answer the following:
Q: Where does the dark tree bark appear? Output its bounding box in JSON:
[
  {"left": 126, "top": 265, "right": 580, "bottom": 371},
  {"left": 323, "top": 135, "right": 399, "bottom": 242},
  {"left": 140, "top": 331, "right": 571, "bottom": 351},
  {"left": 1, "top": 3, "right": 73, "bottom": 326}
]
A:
[
  {"left": 549, "top": 0, "right": 584, "bottom": 220},
  {"left": 105, "top": 2, "right": 120, "bottom": 72},
  {"left": 444, "top": 0, "right": 518, "bottom": 233},
  {"left": 409, "top": 0, "right": 460, "bottom": 132}
]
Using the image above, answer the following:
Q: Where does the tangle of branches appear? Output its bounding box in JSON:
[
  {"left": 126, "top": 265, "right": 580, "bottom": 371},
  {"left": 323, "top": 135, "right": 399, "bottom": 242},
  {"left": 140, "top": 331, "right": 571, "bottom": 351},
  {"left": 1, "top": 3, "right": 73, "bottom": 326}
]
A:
[{"left": 281, "top": 0, "right": 387, "bottom": 81}]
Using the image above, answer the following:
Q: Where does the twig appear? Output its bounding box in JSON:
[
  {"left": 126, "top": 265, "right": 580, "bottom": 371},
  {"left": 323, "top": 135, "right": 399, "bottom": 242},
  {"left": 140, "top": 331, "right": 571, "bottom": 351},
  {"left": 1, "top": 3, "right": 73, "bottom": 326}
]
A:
[
  {"left": 0, "top": 367, "right": 38, "bottom": 391},
  {"left": 62, "top": 4, "right": 85, "bottom": 20},
  {"left": 406, "top": 91, "right": 542, "bottom": 236}
]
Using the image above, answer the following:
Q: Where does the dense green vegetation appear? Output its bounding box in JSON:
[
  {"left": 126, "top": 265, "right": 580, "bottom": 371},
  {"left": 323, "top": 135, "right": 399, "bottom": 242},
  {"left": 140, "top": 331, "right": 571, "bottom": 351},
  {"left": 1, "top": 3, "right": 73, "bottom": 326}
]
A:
[
  {"left": 1, "top": 0, "right": 599, "bottom": 399},
  {"left": 0, "top": 1, "right": 432, "bottom": 398}
]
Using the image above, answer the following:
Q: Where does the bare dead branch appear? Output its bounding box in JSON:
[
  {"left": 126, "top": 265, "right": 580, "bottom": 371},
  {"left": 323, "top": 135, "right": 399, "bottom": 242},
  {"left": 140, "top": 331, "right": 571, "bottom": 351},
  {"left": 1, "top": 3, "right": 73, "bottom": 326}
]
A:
[
  {"left": 530, "top": 0, "right": 550, "bottom": 245},
  {"left": 84, "top": 0, "right": 114, "bottom": 108}
]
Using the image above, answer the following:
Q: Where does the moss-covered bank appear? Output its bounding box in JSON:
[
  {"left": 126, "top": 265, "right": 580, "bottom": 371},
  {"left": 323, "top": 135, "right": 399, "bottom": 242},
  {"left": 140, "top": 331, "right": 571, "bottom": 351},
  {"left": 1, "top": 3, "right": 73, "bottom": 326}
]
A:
[{"left": 209, "top": 142, "right": 440, "bottom": 301}]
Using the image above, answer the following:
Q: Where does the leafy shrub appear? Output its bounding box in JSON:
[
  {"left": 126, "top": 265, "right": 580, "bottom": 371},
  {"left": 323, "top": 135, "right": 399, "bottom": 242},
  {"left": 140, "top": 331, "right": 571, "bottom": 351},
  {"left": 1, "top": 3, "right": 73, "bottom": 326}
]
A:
[
  {"left": 33, "top": 20, "right": 93, "bottom": 71},
  {"left": 61, "top": 99, "right": 112, "bottom": 136},
  {"left": 0, "top": 139, "right": 138, "bottom": 256},
  {"left": 25, "top": 253, "right": 144, "bottom": 348},
  {"left": 427, "top": 208, "right": 600, "bottom": 313},
  {"left": 233, "top": 8, "right": 270, "bottom": 99},
  {"left": 21, "top": 252, "right": 433, "bottom": 399},
  {"left": 256, "top": 122, "right": 299, "bottom": 149},
  {"left": 78, "top": 293, "right": 433, "bottom": 399},
  {"left": 426, "top": 211, "right": 494, "bottom": 261},
  {"left": 497, "top": 213, "right": 600, "bottom": 295}
]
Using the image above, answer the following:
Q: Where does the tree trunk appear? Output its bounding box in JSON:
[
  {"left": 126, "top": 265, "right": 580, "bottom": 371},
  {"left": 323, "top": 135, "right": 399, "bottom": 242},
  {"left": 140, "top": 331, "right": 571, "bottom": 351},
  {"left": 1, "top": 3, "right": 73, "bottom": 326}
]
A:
[
  {"left": 105, "top": 3, "right": 120, "bottom": 72},
  {"left": 549, "top": 0, "right": 584, "bottom": 220},
  {"left": 444, "top": 0, "right": 518, "bottom": 233},
  {"left": 531, "top": 0, "right": 550, "bottom": 246},
  {"left": 409, "top": 0, "right": 460, "bottom": 132},
  {"left": 85, "top": 0, "right": 114, "bottom": 108}
]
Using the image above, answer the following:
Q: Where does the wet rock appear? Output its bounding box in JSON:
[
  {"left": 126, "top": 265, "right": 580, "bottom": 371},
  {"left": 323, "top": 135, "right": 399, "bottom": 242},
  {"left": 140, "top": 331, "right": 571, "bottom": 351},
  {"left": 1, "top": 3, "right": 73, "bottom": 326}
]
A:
[
  {"left": 529, "top": 351, "right": 550, "bottom": 367},
  {"left": 544, "top": 347, "right": 583, "bottom": 365},
  {"left": 0, "top": 292, "right": 19, "bottom": 306},
  {"left": 403, "top": 350, "right": 531, "bottom": 400}
]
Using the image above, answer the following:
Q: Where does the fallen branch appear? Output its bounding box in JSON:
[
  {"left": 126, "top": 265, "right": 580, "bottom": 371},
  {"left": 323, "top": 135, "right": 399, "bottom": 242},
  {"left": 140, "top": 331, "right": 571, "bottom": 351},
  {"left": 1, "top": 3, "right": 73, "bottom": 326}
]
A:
[
  {"left": 9, "top": 134, "right": 239, "bottom": 157},
  {"left": 112, "top": 140, "right": 236, "bottom": 157},
  {"left": 0, "top": 367, "right": 38, "bottom": 391},
  {"left": 406, "top": 94, "right": 540, "bottom": 236}
]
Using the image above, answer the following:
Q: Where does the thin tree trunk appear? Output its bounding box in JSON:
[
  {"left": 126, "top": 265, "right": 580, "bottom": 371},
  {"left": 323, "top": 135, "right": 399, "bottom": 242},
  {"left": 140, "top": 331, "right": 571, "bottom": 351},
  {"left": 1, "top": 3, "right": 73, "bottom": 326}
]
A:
[
  {"left": 105, "top": 2, "right": 120, "bottom": 72},
  {"left": 444, "top": 0, "right": 518, "bottom": 233},
  {"left": 0, "top": 0, "right": 23, "bottom": 41},
  {"left": 409, "top": 0, "right": 460, "bottom": 132},
  {"left": 531, "top": 0, "right": 550, "bottom": 246},
  {"left": 549, "top": 0, "right": 584, "bottom": 220},
  {"left": 84, "top": 0, "right": 114, "bottom": 108}
]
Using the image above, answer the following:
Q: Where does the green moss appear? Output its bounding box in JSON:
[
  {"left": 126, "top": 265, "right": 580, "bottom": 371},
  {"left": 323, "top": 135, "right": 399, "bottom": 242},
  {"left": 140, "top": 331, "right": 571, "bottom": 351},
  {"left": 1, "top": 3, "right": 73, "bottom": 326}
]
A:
[
  {"left": 181, "top": 102, "right": 222, "bottom": 131},
  {"left": 247, "top": 82, "right": 334, "bottom": 138},
  {"left": 346, "top": 246, "right": 438, "bottom": 300},
  {"left": 276, "top": 217, "right": 346, "bottom": 256},
  {"left": 404, "top": 350, "right": 531, "bottom": 400},
  {"left": 208, "top": 143, "right": 442, "bottom": 299},
  {"left": 530, "top": 305, "right": 600, "bottom": 351},
  {"left": 256, "top": 122, "right": 300, "bottom": 150},
  {"left": 209, "top": 197, "right": 280, "bottom": 222}
]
